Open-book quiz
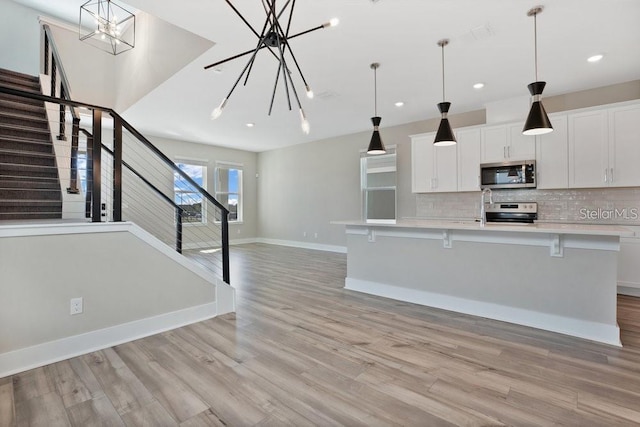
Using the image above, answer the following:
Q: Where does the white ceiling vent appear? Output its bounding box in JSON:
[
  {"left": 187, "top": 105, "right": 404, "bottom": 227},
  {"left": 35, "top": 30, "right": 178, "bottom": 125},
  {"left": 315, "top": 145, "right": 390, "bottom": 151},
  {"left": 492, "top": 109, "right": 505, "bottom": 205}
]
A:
[{"left": 315, "top": 90, "right": 340, "bottom": 100}]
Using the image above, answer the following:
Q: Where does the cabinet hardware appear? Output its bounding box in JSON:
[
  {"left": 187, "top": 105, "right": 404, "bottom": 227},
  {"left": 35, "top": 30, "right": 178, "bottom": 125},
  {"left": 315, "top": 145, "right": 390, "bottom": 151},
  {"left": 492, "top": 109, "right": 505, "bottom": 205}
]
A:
[
  {"left": 604, "top": 168, "right": 608, "bottom": 183},
  {"left": 610, "top": 168, "right": 614, "bottom": 183}
]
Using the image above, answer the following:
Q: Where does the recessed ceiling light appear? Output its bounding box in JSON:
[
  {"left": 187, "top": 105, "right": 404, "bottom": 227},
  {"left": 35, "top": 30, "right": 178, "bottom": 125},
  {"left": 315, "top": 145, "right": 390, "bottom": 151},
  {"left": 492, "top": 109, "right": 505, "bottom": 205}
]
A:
[
  {"left": 473, "top": 83, "right": 485, "bottom": 89},
  {"left": 246, "top": 123, "right": 255, "bottom": 128},
  {"left": 395, "top": 101, "right": 404, "bottom": 107},
  {"left": 587, "top": 54, "right": 604, "bottom": 63}
]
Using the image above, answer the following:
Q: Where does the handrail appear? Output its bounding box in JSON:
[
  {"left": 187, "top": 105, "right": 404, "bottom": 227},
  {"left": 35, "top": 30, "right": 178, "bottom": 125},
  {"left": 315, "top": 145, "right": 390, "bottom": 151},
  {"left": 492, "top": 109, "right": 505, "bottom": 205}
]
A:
[
  {"left": 0, "top": 85, "right": 230, "bottom": 216},
  {"left": 42, "top": 24, "right": 78, "bottom": 122}
]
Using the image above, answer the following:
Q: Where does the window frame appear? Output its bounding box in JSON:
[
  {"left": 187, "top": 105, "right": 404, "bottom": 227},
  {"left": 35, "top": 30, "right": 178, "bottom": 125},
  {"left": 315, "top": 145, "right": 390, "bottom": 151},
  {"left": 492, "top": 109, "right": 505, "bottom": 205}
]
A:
[
  {"left": 174, "top": 159, "right": 208, "bottom": 226},
  {"left": 214, "top": 161, "right": 243, "bottom": 223}
]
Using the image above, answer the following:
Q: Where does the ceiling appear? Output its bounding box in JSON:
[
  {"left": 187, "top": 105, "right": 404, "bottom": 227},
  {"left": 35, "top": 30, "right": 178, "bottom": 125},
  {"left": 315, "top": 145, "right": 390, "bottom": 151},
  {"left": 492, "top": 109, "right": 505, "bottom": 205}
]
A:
[{"left": 9, "top": 0, "right": 640, "bottom": 152}]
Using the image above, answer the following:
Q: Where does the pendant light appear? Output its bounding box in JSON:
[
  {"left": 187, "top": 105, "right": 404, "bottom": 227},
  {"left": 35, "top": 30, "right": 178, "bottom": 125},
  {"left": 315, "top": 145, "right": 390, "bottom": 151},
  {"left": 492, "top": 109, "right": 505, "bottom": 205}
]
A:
[
  {"left": 367, "top": 63, "right": 386, "bottom": 155},
  {"left": 522, "top": 6, "right": 553, "bottom": 136},
  {"left": 434, "top": 39, "right": 456, "bottom": 146}
]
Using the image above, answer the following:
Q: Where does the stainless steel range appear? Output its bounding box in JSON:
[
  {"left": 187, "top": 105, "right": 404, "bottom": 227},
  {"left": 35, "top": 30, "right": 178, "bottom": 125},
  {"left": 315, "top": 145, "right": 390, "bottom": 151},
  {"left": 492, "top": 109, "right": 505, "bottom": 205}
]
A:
[{"left": 485, "top": 202, "right": 538, "bottom": 224}]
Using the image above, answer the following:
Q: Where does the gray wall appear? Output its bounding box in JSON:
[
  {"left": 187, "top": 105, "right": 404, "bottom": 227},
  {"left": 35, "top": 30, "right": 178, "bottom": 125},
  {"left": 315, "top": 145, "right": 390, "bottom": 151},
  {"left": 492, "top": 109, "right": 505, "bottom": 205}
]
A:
[{"left": 0, "top": 0, "right": 41, "bottom": 75}]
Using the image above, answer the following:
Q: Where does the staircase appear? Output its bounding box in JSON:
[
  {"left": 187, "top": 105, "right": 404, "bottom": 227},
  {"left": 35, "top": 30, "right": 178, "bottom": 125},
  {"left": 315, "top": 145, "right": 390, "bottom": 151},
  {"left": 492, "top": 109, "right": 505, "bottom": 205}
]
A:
[{"left": 0, "top": 68, "right": 62, "bottom": 220}]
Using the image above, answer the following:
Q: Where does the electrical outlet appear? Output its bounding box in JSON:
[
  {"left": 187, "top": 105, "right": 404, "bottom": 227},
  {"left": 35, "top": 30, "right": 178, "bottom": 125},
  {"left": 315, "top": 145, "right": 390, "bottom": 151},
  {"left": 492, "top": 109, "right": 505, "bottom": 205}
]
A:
[
  {"left": 70, "top": 297, "right": 83, "bottom": 315},
  {"left": 303, "top": 231, "right": 307, "bottom": 237},
  {"left": 314, "top": 232, "right": 318, "bottom": 239}
]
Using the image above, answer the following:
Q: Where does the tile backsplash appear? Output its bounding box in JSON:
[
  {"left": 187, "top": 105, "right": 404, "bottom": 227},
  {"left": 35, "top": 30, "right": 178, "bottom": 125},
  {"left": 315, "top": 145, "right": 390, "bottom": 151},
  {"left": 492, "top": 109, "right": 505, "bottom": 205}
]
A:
[{"left": 416, "top": 187, "right": 640, "bottom": 225}]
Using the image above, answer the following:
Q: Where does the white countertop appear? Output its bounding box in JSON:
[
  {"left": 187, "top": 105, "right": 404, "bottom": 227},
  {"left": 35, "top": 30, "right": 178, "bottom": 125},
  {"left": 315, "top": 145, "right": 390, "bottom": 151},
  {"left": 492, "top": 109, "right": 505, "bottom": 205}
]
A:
[{"left": 332, "top": 219, "right": 634, "bottom": 237}]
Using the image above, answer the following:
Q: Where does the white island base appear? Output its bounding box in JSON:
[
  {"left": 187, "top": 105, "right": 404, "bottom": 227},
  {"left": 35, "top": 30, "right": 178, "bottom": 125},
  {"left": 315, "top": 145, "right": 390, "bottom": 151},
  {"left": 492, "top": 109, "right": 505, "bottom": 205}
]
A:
[{"left": 337, "top": 221, "right": 633, "bottom": 346}]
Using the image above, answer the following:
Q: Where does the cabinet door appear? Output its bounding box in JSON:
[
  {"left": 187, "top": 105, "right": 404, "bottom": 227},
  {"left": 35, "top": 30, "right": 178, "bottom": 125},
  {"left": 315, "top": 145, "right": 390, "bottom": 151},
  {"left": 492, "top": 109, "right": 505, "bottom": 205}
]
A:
[
  {"left": 433, "top": 144, "right": 457, "bottom": 192},
  {"left": 481, "top": 125, "right": 507, "bottom": 163},
  {"left": 568, "top": 110, "right": 608, "bottom": 188},
  {"left": 609, "top": 104, "right": 640, "bottom": 187},
  {"left": 457, "top": 128, "right": 481, "bottom": 191},
  {"left": 536, "top": 114, "right": 568, "bottom": 189},
  {"left": 508, "top": 123, "right": 537, "bottom": 160},
  {"left": 411, "top": 134, "right": 435, "bottom": 193}
]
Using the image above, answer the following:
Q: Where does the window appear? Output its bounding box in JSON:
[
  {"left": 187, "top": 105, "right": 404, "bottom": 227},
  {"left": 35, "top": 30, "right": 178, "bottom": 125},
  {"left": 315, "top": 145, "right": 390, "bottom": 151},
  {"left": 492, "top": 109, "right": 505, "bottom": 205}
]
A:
[
  {"left": 174, "top": 162, "right": 206, "bottom": 224},
  {"left": 215, "top": 163, "right": 243, "bottom": 222},
  {"left": 361, "top": 147, "right": 396, "bottom": 223}
]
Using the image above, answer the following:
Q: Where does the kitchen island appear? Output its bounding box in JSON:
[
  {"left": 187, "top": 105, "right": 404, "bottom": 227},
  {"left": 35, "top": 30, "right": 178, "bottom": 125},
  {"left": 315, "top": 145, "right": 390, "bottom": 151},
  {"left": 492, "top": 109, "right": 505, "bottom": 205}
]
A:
[{"left": 333, "top": 220, "right": 633, "bottom": 346}]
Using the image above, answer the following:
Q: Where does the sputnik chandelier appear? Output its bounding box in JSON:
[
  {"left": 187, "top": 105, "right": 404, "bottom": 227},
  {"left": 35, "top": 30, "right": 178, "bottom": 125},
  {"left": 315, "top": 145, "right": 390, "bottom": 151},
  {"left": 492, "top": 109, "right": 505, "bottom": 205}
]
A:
[{"left": 205, "top": 0, "right": 339, "bottom": 134}]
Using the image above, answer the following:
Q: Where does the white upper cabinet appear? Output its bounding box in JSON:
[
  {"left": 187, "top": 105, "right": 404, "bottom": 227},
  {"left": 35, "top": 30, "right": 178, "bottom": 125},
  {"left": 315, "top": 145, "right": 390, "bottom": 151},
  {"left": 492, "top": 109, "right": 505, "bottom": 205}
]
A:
[
  {"left": 568, "top": 109, "right": 609, "bottom": 188},
  {"left": 608, "top": 103, "right": 640, "bottom": 187},
  {"left": 481, "top": 122, "right": 536, "bottom": 163},
  {"left": 411, "top": 133, "right": 457, "bottom": 193},
  {"left": 411, "top": 134, "right": 434, "bottom": 193},
  {"left": 536, "top": 114, "right": 569, "bottom": 189},
  {"left": 508, "top": 123, "right": 537, "bottom": 161},
  {"left": 456, "top": 127, "right": 482, "bottom": 192}
]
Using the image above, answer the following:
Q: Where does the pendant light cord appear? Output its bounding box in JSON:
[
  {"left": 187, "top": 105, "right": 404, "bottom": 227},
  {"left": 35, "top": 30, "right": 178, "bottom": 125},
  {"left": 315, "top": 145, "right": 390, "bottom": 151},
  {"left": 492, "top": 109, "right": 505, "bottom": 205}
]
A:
[
  {"left": 441, "top": 43, "right": 446, "bottom": 102},
  {"left": 534, "top": 11, "right": 538, "bottom": 81},
  {"left": 373, "top": 65, "right": 378, "bottom": 116}
]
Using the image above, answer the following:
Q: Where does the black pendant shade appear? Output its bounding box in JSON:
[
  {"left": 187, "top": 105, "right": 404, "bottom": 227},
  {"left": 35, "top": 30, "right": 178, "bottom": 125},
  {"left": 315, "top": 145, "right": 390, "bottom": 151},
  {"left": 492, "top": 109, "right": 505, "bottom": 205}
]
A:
[
  {"left": 434, "top": 102, "right": 456, "bottom": 146},
  {"left": 523, "top": 81, "right": 553, "bottom": 135},
  {"left": 523, "top": 6, "right": 553, "bottom": 136},
  {"left": 367, "top": 63, "right": 386, "bottom": 155},
  {"left": 434, "top": 39, "right": 456, "bottom": 146},
  {"left": 368, "top": 116, "right": 385, "bottom": 155}
]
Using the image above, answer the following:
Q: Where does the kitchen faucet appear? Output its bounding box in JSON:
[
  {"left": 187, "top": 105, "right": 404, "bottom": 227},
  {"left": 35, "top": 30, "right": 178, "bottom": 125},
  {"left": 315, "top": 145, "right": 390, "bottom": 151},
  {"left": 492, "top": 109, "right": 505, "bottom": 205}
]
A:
[{"left": 480, "top": 188, "right": 493, "bottom": 226}]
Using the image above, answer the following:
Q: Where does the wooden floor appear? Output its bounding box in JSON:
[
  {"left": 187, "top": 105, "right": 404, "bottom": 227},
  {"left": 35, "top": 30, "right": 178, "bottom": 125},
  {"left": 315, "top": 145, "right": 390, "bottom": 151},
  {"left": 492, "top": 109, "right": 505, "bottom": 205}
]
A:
[{"left": 2, "top": 243, "right": 640, "bottom": 426}]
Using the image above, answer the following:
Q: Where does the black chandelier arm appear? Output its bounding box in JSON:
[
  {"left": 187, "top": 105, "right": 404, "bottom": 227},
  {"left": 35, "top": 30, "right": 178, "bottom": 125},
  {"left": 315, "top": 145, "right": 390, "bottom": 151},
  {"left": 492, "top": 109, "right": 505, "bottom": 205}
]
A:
[
  {"left": 224, "top": 0, "right": 261, "bottom": 39},
  {"left": 282, "top": 54, "right": 303, "bottom": 110},
  {"left": 285, "top": 0, "right": 296, "bottom": 37},
  {"left": 287, "top": 24, "right": 326, "bottom": 40},
  {"left": 243, "top": 18, "right": 272, "bottom": 86},
  {"left": 274, "top": 28, "right": 292, "bottom": 111},
  {"left": 268, "top": 61, "right": 282, "bottom": 115},
  {"left": 222, "top": 31, "right": 273, "bottom": 101},
  {"left": 269, "top": 13, "right": 310, "bottom": 88}
]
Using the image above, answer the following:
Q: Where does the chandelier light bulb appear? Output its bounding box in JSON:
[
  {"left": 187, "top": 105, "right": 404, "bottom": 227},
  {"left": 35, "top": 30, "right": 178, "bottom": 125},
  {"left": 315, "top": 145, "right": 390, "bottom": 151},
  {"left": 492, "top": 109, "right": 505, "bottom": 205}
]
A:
[
  {"left": 211, "top": 98, "right": 228, "bottom": 120},
  {"left": 305, "top": 85, "right": 314, "bottom": 99},
  {"left": 323, "top": 18, "right": 340, "bottom": 28},
  {"left": 299, "top": 109, "right": 310, "bottom": 134}
]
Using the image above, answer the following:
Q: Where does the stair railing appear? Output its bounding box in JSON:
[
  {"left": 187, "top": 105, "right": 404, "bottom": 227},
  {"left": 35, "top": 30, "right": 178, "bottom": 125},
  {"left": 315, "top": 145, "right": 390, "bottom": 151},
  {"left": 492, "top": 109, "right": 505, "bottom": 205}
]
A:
[
  {"left": 42, "top": 24, "right": 81, "bottom": 193},
  {"left": 0, "top": 85, "right": 231, "bottom": 284}
]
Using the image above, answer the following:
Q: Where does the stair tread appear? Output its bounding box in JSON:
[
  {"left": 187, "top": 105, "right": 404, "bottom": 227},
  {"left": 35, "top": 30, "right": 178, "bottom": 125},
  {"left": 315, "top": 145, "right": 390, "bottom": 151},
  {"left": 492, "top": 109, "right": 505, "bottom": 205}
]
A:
[
  {"left": 0, "top": 148, "right": 56, "bottom": 158},
  {"left": 0, "top": 110, "right": 48, "bottom": 123},
  {"left": 0, "top": 69, "right": 39, "bottom": 82}
]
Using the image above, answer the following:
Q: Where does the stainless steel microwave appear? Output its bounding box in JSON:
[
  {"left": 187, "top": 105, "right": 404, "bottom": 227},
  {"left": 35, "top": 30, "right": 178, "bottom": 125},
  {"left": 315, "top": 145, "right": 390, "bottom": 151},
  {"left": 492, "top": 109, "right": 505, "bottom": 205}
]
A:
[{"left": 480, "top": 160, "right": 536, "bottom": 189}]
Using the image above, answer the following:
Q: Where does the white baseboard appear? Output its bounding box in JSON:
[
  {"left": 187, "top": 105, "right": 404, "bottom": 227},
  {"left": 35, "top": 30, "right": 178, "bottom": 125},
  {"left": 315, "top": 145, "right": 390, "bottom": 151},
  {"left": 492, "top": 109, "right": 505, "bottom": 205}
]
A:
[
  {"left": 255, "top": 238, "right": 346, "bottom": 253},
  {"left": 0, "top": 302, "right": 217, "bottom": 378},
  {"left": 618, "top": 285, "right": 640, "bottom": 297},
  {"left": 345, "top": 278, "right": 621, "bottom": 347}
]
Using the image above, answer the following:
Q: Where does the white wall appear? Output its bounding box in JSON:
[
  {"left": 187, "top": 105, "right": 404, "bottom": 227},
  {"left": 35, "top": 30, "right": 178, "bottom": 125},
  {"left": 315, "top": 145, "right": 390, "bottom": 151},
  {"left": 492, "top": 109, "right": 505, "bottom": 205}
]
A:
[{"left": 0, "top": 0, "right": 41, "bottom": 75}]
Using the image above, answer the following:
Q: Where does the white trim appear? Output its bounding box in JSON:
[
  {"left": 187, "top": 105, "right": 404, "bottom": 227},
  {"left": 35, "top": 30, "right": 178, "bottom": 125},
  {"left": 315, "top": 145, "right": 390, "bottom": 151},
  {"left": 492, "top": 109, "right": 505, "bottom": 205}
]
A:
[
  {"left": 215, "top": 160, "right": 244, "bottom": 168},
  {"left": 344, "top": 224, "right": 621, "bottom": 253},
  {"left": 256, "top": 238, "right": 346, "bottom": 253},
  {"left": 618, "top": 285, "right": 640, "bottom": 297},
  {"left": 0, "top": 302, "right": 217, "bottom": 378},
  {"left": 345, "top": 278, "right": 621, "bottom": 347}
]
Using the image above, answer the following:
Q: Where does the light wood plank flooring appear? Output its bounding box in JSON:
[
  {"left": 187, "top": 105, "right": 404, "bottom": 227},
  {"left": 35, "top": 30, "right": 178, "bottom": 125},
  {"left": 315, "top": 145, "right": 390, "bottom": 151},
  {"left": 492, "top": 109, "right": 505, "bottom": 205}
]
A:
[{"left": 3, "top": 243, "right": 640, "bottom": 426}]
